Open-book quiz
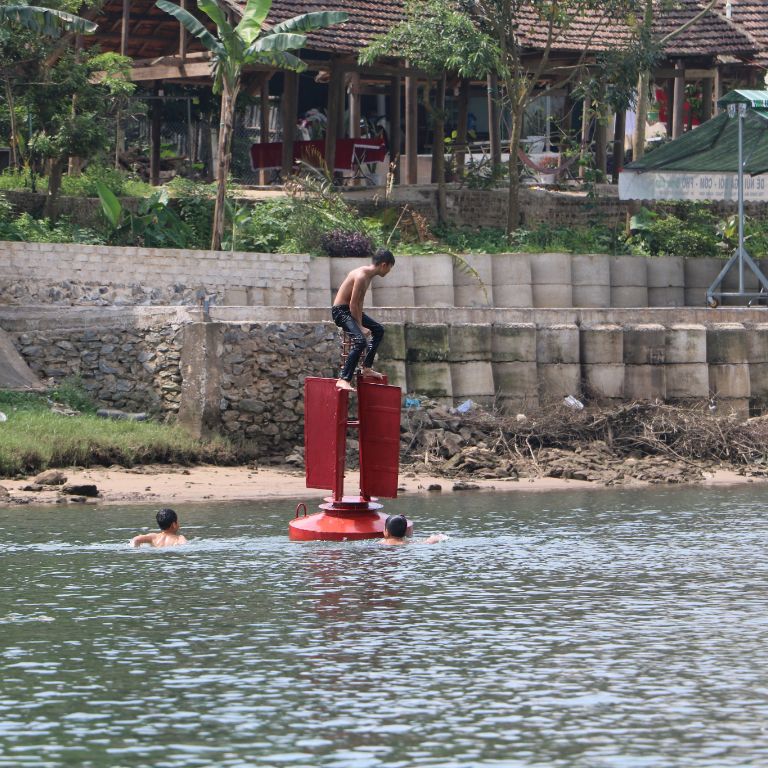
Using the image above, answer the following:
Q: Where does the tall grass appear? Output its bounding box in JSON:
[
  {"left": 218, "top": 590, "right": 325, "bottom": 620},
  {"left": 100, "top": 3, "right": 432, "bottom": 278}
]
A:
[{"left": 0, "top": 392, "right": 241, "bottom": 476}]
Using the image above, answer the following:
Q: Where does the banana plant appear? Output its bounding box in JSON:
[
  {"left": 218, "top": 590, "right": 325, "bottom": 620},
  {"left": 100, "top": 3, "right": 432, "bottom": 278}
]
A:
[
  {"left": 156, "top": 0, "right": 348, "bottom": 250},
  {"left": 0, "top": 5, "right": 97, "bottom": 36}
]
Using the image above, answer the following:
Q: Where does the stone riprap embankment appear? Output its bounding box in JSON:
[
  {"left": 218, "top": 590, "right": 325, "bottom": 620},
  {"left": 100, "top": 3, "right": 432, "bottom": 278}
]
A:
[{"left": 4, "top": 307, "right": 768, "bottom": 460}]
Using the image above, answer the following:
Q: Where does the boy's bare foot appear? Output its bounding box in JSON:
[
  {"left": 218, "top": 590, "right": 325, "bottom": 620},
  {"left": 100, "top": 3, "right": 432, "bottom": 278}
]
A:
[
  {"left": 361, "top": 368, "right": 385, "bottom": 380},
  {"left": 336, "top": 379, "right": 355, "bottom": 391}
]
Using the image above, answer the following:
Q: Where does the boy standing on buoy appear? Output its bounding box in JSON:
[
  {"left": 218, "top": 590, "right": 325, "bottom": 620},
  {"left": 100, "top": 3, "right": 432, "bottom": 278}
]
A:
[{"left": 331, "top": 248, "right": 395, "bottom": 391}]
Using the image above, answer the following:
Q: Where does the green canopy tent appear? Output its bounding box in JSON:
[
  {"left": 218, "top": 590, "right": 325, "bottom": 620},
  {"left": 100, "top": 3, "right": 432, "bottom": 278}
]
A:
[{"left": 620, "top": 90, "right": 768, "bottom": 306}]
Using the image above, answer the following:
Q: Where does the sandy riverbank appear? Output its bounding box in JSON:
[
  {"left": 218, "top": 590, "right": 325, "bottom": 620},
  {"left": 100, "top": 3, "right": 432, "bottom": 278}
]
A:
[{"left": 0, "top": 463, "right": 759, "bottom": 507}]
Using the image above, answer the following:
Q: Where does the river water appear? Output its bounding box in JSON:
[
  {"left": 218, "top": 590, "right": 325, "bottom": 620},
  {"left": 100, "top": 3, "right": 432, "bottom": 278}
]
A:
[{"left": 1, "top": 485, "right": 767, "bottom": 768}]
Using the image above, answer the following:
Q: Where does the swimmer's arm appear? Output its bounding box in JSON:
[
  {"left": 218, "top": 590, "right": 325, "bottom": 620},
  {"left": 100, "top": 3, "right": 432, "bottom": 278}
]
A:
[
  {"left": 130, "top": 533, "right": 156, "bottom": 547},
  {"left": 422, "top": 534, "right": 448, "bottom": 544}
]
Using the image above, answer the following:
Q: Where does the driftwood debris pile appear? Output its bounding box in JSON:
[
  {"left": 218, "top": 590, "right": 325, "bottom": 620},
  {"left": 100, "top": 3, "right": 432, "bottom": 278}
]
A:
[{"left": 399, "top": 399, "right": 768, "bottom": 486}]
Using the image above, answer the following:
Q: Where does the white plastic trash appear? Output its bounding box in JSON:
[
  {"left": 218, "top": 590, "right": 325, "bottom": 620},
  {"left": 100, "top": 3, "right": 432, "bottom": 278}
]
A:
[
  {"left": 563, "top": 395, "right": 584, "bottom": 410},
  {"left": 0, "top": 411, "right": 6, "bottom": 422}
]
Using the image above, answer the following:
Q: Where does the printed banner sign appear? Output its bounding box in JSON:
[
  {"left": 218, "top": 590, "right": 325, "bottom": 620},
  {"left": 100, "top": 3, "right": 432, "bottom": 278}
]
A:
[{"left": 619, "top": 171, "right": 768, "bottom": 201}]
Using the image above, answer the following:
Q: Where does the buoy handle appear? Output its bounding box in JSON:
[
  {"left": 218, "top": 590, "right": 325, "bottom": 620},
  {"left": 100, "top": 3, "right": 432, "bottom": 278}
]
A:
[{"left": 295, "top": 502, "right": 308, "bottom": 518}]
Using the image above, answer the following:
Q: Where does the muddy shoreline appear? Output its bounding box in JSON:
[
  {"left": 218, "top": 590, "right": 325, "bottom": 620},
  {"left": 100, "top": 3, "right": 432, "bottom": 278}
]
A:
[{"left": 0, "top": 461, "right": 762, "bottom": 507}]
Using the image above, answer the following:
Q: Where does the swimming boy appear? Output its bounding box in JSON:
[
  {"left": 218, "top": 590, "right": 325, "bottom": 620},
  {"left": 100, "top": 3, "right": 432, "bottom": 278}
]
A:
[
  {"left": 331, "top": 248, "right": 395, "bottom": 391},
  {"left": 130, "top": 508, "right": 188, "bottom": 548},
  {"left": 381, "top": 514, "right": 447, "bottom": 545}
]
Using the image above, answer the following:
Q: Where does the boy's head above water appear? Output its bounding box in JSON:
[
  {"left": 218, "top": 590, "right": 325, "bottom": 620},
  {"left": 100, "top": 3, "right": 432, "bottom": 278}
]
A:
[
  {"left": 156, "top": 508, "right": 179, "bottom": 530},
  {"left": 384, "top": 514, "right": 408, "bottom": 539}
]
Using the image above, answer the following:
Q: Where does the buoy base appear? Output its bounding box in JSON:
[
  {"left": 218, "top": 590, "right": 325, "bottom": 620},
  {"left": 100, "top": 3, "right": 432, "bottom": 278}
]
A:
[{"left": 289, "top": 496, "right": 412, "bottom": 541}]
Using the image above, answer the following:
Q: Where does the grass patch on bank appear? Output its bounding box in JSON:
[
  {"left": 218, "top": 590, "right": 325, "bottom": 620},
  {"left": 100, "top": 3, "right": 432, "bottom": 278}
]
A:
[{"left": 0, "top": 391, "right": 241, "bottom": 477}]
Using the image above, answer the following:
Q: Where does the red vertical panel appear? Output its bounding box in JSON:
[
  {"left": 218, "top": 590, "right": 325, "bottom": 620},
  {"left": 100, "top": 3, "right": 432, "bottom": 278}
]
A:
[
  {"left": 305, "top": 377, "right": 348, "bottom": 497},
  {"left": 358, "top": 382, "right": 401, "bottom": 499}
]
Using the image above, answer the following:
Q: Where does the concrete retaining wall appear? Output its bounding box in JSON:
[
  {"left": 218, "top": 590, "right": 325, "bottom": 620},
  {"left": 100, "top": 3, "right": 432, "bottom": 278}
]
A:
[
  {"left": 2, "top": 240, "right": 761, "bottom": 311},
  {"left": 4, "top": 307, "right": 768, "bottom": 457}
]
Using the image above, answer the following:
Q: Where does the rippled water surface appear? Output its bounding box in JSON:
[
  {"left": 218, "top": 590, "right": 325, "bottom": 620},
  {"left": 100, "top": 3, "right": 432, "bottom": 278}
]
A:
[{"left": 2, "top": 486, "right": 768, "bottom": 767}]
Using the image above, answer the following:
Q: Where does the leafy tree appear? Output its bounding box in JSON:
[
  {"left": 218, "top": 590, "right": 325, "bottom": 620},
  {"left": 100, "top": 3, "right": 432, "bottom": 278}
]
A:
[
  {"left": 0, "top": 3, "right": 97, "bottom": 171},
  {"left": 29, "top": 50, "right": 135, "bottom": 218},
  {"left": 156, "top": 0, "right": 348, "bottom": 250},
  {"left": 360, "top": 0, "right": 498, "bottom": 224},
  {"left": 630, "top": 0, "right": 718, "bottom": 161},
  {"left": 0, "top": 3, "right": 135, "bottom": 218},
  {"left": 474, "top": 0, "right": 641, "bottom": 233}
]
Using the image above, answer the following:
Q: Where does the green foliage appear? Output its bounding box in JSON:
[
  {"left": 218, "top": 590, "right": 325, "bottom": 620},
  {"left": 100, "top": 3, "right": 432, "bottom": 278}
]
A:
[
  {"left": 0, "top": 169, "right": 47, "bottom": 192},
  {"left": 389, "top": 221, "right": 629, "bottom": 256},
  {"left": 1, "top": 211, "right": 105, "bottom": 244},
  {"left": 167, "top": 177, "right": 216, "bottom": 249},
  {"left": 49, "top": 376, "right": 97, "bottom": 414},
  {"left": 360, "top": 0, "right": 498, "bottom": 79},
  {"left": 59, "top": 166, "right": 152, "bottom": 198},
  {"left": 0, "top": 5, "right": 96, "bottom": 37},
  {"left": 716, "top": 213, "right": 768, "bottom": 256},
  {"left": 96, "top": 183, "right": 192, "bottom": 248},
  {"left": 628, "top": 203, "right": 720, "bottom": 258},
  {"left": 0, "top": 389, "right": 240, "bottom": 476}
]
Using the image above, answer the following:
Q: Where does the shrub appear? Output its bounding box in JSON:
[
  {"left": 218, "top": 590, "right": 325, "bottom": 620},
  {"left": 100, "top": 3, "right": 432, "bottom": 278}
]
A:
[
  {"left": 628, "top": 205, "right": 719, "bottom": 258},
  {"left": 167, "top": 177, "right": 216, "bottom": 249},
  {"left": 60, "top": 164, "right": 152, "bottom": 198},
  {"left": 320, "top": 228, "right": 374, "bottom": 257},
  {"left": 50, "top": 376, "right": 97, "bottom": 414}
]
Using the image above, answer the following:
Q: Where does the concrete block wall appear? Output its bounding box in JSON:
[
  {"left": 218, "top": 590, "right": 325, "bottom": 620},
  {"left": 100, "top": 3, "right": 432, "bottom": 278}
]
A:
[
  {"left": 0, "top": 240, "right": 309, "bottom": 307},
  {"left": 3, "top": 237, "right": 765, "bottom": 312}
]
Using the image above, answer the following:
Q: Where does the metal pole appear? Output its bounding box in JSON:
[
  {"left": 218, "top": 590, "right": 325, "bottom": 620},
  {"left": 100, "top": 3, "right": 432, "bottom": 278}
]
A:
[{"left": 738, "top": 102, "right": 745, "bottom": 293}]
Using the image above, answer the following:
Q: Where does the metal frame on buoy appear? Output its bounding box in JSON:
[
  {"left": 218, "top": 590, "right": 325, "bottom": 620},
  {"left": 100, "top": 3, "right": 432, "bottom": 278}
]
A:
[{"left": 289, "top": 373, "right": 410, "bottom": 541}]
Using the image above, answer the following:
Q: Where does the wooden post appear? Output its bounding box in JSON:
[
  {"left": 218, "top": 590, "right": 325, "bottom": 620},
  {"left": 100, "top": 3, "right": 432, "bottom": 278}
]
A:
[
  {"left": 389, "top": 75, "right": 401, "bottom": 185},
  {"left": 487, "top": 72, "right": 501, "bottom": 168},
  {"left": 120, "top": 0, "right": 130, "bottom": 55},
  {"left": 702, "top": 77, "right": 713, "bottom": 122},
  {"left": 348, "top": 72, "right": 361, "bottom": 138},
  {"left": 325, "top": 61, "right": 342, "bottom": 176},
  {"left": 579, "top": 94, "right": 590, "bottom": 180},
  {"left": 454, "top": 78, "right": 469, "bottom": 180},
  {"left": 611, "top": 110, "right": 626, "bottom": 184},
  {"left": 595, "top": 115, "right": 608, "bottom": 178},
  {"left": 405, "top": 69, "right": 418, "bottom": 184},
  {"left": 281, "top": 70, "right": 298, "bottom": 179},
  {"left": 431, "top": 76, "right": 445, "bottom": 184},
  {"left": 672, "top": 59, "right": 685, "bottom": 138},
  {"left": 665, "top": 78, "right": 675, "bottom": 136},
  {"left": 179, "top": 0, "right": 187, "bottom": 59},
  {"left": 260, "top": 75, "right": 270, "bottom": 185},
  {"left": 713, "top": 67, "right": 722, "bottom": 116},
  {"left": 150, "top": 86, "right": 161, "bottom": 186}
]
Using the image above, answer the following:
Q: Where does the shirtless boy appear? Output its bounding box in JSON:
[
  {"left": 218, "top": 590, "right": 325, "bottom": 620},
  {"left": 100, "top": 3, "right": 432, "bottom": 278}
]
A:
[
  {"left": 381, "top": 514, "right": 447, "bottom": 545},
  {"left": 331, "top": 248, "right": 395, "bottom": 391},
  {"left": 130, "top": 508, "right": 188, "bottom": 548}
]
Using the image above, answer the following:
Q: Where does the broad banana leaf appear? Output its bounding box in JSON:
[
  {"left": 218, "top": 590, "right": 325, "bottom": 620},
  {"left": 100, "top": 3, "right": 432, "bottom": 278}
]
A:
[
  {"left": 236, "top": 0, "right": 272, "bottom": 45},
  {"left": 196, "top": 0, "right": 238, "bottom": 53},
  {"left": 248, "top": 49, "right": 306, "bottom": 72},
  {"left": 0, "top": 5, "right": 97, "bottom": 36},
  {"left": 155, "top": 0, "right": 225, "bottom": 56},
  {"left": 245, "top": 32, "right": 306, "bottom": 54},
  {"left": 270, "top": 11, "right": 348, "bottom": 35},
  {"left": 95, "top": 182, "right": 123, "bottom": 229}
]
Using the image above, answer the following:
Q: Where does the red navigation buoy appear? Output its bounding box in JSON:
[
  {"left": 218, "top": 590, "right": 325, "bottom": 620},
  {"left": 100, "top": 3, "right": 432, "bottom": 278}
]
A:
[{"left": 289, "top": 374, "right": 409, "bottom": 541}]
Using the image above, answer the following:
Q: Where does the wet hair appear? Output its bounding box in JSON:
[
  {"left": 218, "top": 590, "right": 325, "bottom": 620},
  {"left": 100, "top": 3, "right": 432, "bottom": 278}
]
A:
[
  {"left": 156, "top": 508, "right": 178, "bottom": 530},
  {"left": 385, "top": 514, "right": 407, "bottom": 538},
  {"left": 372, "top": 248, "right": 395, "bottom": 266}
]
